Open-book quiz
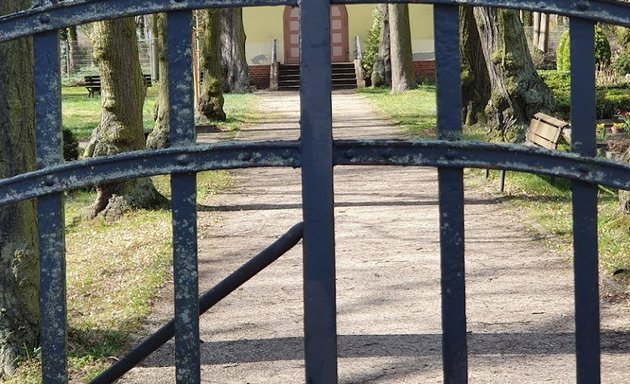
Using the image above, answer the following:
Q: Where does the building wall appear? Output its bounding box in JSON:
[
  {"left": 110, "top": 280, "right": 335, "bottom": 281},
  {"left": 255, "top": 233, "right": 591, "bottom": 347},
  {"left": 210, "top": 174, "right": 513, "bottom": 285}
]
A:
[
  {"left": 243, "top": 4, "right": 435, "bottom": 65},
  {"left": 248, "top": 65, "right": 270, "bottom": 90}
]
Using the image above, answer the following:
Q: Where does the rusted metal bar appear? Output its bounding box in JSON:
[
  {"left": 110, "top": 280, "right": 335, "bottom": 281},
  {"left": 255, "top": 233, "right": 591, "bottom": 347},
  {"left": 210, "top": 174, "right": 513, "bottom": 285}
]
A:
[
  {"left": 4, "top": 141, "right": 630, "bottom": 206},
  {"left": 3, "top": 1, "right": 630, "bottom": 44}
]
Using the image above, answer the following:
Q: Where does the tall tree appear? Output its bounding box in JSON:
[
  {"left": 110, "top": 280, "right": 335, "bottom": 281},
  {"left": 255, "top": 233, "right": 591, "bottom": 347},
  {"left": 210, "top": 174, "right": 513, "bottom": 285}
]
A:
[
  {"left": 388, "top": 4, "right": 416, "bottom": 93},
  {"left": 220, "top": 8, "right": 250, "bottom": 93},
  {"left": 198, "top": 9, "right": 226, "bottom": 120},
  {"left": 465, "top": 7, "right": 553, "bottom": 141},
  {"left": 67, "top": 25, "right": 78, "bottom": 73},
  {"left": 0, "top": 1, "right": 39, "bottom": 378},
  {"left": 146, "top": 13, "right": 169, "bottom": 149},
  {"left": 84, "top": 17, "right": 166, "bottom": 219},
  {"left": 371, "top": 4, "right": 391, "bottom": 87},
  {"left": 460, "top": 6, "right": 490, "bottom": 126}
]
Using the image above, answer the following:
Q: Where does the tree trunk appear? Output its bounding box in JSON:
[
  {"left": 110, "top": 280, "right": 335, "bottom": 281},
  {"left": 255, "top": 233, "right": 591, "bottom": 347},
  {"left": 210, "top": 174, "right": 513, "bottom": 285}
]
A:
[
  {"left": 84, "top": 17, "right": 166, "bottom": 220},
  {"left": 0, "top": 1, "right": 39, "bottom": 378},
  {"left": 460, "top": 6, "right": 490, "bottom": 126},
  {"left": 220, "top": 8, "right": 250, "bottom": 93},
  {"left": 67, "top": 25, "right": 78, "bottom": 73},
  {"left": 371, "top": 3, "right": 391, "bottom": 88},
  {"left": 473, "top": 7, "right": 554, "bottom": 142},
  {"left": 388, "top": 4, "right": 416, "bottom": 93},
  {"left": 146, "top": 13, "right": 169, "bottom": 149},
  {"left": 198, "top": 9, "right": 226, "bottom": 121}
]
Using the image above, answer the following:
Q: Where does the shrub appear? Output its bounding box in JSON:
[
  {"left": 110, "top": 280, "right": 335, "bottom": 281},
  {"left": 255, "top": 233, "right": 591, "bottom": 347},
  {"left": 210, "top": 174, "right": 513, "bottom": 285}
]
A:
[
  {"left": 556, "top": 31, "right": 570, "bottom": 71},
  {"left": 361, "top": 6, "right": 382, "bottom": 81},
  {"left": 538, "top": 70, "right": 570, "bottom": 93},
  {"left": 614, "top": 50, "right": 630, "bottom": 75},
  {"left": 539, "top": 70, "right": 630, "bottom": 120},
  {"left": 556, "top": 27, "right": 611, "bottom": 71},
  {"left": 63, "top": 128, "right": 80, "bottom": 161}
]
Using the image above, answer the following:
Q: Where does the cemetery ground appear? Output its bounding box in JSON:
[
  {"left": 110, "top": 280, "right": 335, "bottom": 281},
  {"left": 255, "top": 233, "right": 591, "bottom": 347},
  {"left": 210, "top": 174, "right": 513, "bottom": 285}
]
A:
[{"left": 5, "top": 87, "right": 630, "bottom": 382}]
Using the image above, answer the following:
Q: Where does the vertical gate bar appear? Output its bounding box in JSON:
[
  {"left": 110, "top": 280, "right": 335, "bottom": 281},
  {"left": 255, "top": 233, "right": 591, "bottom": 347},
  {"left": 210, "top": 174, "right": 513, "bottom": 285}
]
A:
[
  {"left": 33, "top": 30, "right": 67, "bottom": 384},
  {"left": 434, "top": 5, "right": 467, "bottom": 383},
  {"left": 298, "top": 0, "right": 338, "bottom": 382},
  {"left": 167, "top": 10, "right": 200, "bottom": 383},
  {"left": 569, "top": 18, "right": 601, "bottom": 383}
]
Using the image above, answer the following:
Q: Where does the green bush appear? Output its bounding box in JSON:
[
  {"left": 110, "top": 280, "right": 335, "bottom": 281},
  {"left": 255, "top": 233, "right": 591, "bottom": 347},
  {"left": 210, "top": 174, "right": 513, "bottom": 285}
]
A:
[
  {"left": 538, "top": 70, "right": 571, "bottom": 93},
  {"left": 63, "top": 128, "right": 80, "bottom": 161},
  {"left": 549, "top": 88, "right": 630, "bottom": 120},
  {"left": 361, "top": 6, "right": 382, "bottom": 81},
  {"left": 556, "top": 31, "right": 570, "bottom": 71},
  {"left": 539, "top": 70, "right": 630, "bottom": 120},
  {"left": 614, "top": 50, "right": 630, "bottom": 75},
  {"left": 556, "top": 27, "right": 611, "bottom": 71}
]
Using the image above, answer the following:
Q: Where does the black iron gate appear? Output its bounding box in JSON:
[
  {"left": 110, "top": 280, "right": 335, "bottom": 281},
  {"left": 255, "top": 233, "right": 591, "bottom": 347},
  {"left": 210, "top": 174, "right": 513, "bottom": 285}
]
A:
[{"left": 1, "top": 0, "right": 630, "bottom": 383}]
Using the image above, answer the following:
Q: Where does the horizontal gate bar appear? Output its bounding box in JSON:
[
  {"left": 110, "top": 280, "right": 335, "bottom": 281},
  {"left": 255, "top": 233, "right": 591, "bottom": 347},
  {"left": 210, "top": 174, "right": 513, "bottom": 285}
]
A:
[
  {"left": 3, "top": 140, "right": 630, "bottom": 205},
  {"left": 2, "top": 0, "right": 630, "bottom": 43},
  {"left": 90, "top": 222, "right": 304, "bottom": 384}
]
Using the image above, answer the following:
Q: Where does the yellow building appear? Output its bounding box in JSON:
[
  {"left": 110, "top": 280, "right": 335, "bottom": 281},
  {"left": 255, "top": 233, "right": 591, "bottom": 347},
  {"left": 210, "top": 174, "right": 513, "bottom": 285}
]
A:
[{"left": 243, "top": 4, "right": 436, "bottom": 89}]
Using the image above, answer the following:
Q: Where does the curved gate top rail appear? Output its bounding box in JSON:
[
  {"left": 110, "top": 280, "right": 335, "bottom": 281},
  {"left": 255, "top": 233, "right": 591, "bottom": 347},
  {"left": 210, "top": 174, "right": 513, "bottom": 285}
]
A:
[
  {"left": 1, "top": 0, "right": 630, "bottom": 42},
  {"left": 1, "top": 0, "right": 629, "bottom": 383}
]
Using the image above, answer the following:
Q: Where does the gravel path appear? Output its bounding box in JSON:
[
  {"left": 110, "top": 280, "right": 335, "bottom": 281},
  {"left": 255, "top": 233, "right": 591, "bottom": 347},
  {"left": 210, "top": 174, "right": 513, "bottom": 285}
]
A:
[{"left": 120, "top": 90, "right": 630, "bottom": 383}]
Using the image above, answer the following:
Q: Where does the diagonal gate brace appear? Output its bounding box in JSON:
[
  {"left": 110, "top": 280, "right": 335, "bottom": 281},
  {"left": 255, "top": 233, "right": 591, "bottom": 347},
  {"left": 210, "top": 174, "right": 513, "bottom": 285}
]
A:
[{"left": 90, "top": 222, "right": 304, "bottom": 384}]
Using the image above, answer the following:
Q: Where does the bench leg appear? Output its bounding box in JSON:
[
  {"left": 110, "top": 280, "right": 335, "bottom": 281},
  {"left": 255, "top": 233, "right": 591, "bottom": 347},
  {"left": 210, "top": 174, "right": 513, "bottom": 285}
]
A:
[
  {"left": 484, "top": 169, "right": 489, "bottom": 178},
  {"left": 499, "top": 170, "right": 506, "bottom": 193}
]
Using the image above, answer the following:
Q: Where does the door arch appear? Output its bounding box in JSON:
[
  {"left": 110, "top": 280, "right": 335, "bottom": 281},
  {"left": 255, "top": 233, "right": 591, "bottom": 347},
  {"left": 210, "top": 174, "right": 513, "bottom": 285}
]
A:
[{"left": 283, "top": 5, "right": 349, "bottom": 64}]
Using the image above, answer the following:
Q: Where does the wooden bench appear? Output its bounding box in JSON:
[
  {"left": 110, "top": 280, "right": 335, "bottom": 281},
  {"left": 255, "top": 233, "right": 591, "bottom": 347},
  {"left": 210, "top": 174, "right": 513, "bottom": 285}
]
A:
[
  {"left": 84, "top": 74, "right": 153, "bottom": 97},
  {"left": 84, "top": 75, "right": 101, "bottom": 97},
  {"left": 491, "top": 112, "right": 571, "bottom": 192}
]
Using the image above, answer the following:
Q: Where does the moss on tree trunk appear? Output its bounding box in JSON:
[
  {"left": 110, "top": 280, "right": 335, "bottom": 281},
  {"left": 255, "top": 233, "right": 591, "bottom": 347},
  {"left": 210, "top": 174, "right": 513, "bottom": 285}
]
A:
[
  {"left": 198, "top": 9, "right": 226, "bottom": 121},
  {"left": 472, "top": 8, "right": 554, "bottom": 142},
  {"left": 0, "top": 0, "right": 39, "bottom": 378},
  {"left": 84, "top": 17, "right": 166, "bottom": 219},
  {"left": 460, "top": 6, "right": 490, "bottom": 127}
]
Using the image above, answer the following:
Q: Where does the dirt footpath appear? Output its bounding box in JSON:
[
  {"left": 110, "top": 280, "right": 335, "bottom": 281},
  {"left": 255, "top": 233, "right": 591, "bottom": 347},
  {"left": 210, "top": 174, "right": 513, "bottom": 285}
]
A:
[{"left": 121, "top": 91, "right": 630, "bottom": 383}]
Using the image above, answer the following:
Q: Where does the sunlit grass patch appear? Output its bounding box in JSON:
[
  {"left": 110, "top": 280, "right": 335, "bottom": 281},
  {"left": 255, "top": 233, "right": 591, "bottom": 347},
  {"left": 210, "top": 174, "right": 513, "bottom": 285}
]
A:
[
  {"left": 475, "top": 170, "right": 630, "bottom": 275},
  {"left": 357, "top": 86, "right": 486, "bottom": 141},
  {"left": 62, "top": 86, "right": 158, "bottom": 141},
  {"left": 62, "top": 86, "right": 257, "bottom": 141},
  {"left": 357, "top": 86, "right": 437, "bottom": 138}
]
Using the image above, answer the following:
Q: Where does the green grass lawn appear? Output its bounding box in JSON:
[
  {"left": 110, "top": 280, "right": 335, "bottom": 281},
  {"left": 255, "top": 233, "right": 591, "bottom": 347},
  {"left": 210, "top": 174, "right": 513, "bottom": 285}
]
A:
[
  {"left": 62, "top": 85, "right": 257, "bottom": 140},
  {"left": 356, "top": 86, "right": 630, "bottom": 278},
  {"left": 357, "top": 86, "right": 486, "bottom": 141},
  {"left": 62, "top": 86, "right": 158, "bottom": 140}
]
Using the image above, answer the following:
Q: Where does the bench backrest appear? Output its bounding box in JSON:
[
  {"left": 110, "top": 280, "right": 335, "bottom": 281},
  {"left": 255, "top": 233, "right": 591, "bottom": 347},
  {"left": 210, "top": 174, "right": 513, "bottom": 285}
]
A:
[{"left": 526, "top": 112, "right": 570, "bottom": 149}]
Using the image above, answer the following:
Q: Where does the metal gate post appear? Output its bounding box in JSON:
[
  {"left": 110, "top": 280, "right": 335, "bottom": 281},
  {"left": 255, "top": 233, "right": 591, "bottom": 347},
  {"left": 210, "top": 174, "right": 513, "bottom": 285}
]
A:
[{"left": 299, "top": 0, "right": 338, "bottom": 382}]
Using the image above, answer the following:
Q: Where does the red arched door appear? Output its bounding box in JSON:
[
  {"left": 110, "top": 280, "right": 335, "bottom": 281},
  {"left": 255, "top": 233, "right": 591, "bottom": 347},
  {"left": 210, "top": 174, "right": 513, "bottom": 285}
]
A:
[{"left": 283, "top": 5, "right": 349, "bottom": 64}]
